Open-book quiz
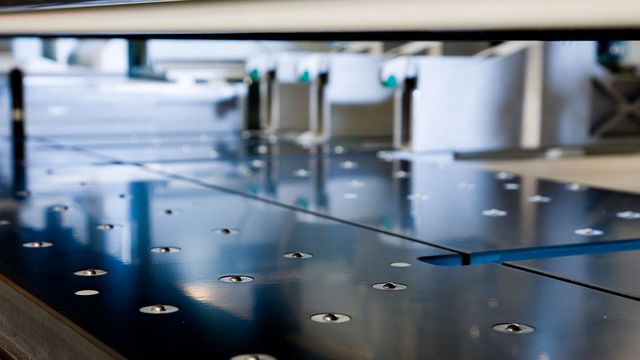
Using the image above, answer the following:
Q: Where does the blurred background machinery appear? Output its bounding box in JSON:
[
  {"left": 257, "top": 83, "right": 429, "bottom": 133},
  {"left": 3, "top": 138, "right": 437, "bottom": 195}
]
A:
[{"left": 3, "top": 37, "right": 638, "bottom": 153}]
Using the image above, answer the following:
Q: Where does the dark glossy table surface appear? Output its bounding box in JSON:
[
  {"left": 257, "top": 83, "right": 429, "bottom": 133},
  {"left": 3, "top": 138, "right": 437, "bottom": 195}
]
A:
[
  {"left": 510, "top": 250, "right": 640, "bottom": 300},
  {"left": 49, "top": 134, "right": 640, "bottom": 257},
  {"left": 5, "top": 142, "right": 640, "bottom": 359}
]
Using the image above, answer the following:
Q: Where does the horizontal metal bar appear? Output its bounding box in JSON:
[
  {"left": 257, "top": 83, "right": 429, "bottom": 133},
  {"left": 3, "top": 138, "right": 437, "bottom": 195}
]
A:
[
  {"left": 420, "top": 238, "right": 640, "bottom": 266},
  {"left": 1, "top": 0, "right": 640, "bottom": 38}
]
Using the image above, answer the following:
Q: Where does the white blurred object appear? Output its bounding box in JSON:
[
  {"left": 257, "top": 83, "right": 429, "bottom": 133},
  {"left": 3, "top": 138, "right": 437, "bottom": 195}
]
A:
[
  {"left": 383, "top": 41, "right": 596, "bottom": 153},
  {"left": 42, "top": 38, "right": 80, "bottom": 64},
  {"left": 298, "top": 53, "right": 393, "bottom": 140},
  {"left": 615, "top": 42, "right": 640, "bottom": 69},
  {"left": 11, "top": 38, "right": 43, "bottom": 61},
  {"left": 246, "top": 52, "right": 313, "bottom": 133},
  {"left": 149, "top": 40, "right": 301, "bottom": 63},
  {"left": 246, "top": 50, "right": 393, "bottom": 137},
  {"left": 539, "top": 42, "right": 596, "bottom": 146},
  {"left": 10, "top": 38, "right": 128, "bottom": 74},
  {"left": 67, "top": 39, "right": 128, "bottom": 73},
  {"left": 383, "top": 46, "right": 527, "bottom": 153}
]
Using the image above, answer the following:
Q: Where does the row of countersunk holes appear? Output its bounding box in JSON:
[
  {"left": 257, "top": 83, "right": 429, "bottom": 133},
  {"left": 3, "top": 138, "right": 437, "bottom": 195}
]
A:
[{"left": 13, "top": 171, "right": 552, "bottom": 358}]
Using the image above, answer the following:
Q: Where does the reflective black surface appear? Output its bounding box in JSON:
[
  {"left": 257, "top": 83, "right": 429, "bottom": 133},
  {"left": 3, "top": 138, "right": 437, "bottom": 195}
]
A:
[
  {"left": 5, "top": 143, "right": 640, "bottom": 358},
  {"left": 52, "top": 134, "right": 640, "bottom": 257},
  {"left": 511, "top": 250, "right": 640, "bottom": 300}
]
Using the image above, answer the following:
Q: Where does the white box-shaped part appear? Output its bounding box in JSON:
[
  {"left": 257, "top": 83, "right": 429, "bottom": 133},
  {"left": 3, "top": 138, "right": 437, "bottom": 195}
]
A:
[
  {"left": 383, "top": 52, "right": 526, "bottom": 153},
  {"left": 246, "top": 52, "right": 312, "bottom": 132},
  {"left": 298, "top": 53, "right": 393, "bottom": 139}
]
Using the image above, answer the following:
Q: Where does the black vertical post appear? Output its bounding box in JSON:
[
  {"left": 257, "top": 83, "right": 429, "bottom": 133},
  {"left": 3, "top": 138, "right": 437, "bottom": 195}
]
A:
[
  {"left": 127, "top": 39, "right": 148, "bottom": 78},
  {"left": 399, "top": 77, "right": 417, "bottom": 151},
  {"left": 246, "top": 77, "right": 261, "bottom": 131},
  {"left": 262, "top": 69, "right": 276, "bottom": 130},
  {"left": 10, "top": 69, "right": 25, "bottom": 142},
  {"left": 9, "top": 68, "right": 26, "bottom": 199},
  {"left": 315, "top": 72, "right": 329, "bottom": 138},
  {"left": 309, "top": 71, "right": 330, "bottom": 139}
]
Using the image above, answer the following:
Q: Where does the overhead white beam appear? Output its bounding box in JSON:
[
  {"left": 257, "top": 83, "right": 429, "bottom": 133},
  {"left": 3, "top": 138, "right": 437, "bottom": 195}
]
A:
[{"left": 0, "top": 0, "right": 639, "bottom": 35}]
